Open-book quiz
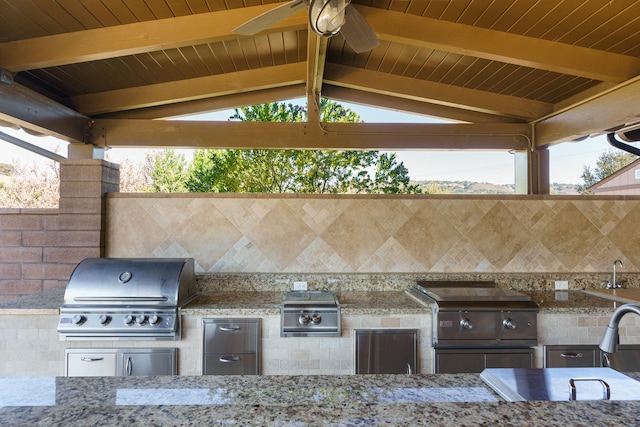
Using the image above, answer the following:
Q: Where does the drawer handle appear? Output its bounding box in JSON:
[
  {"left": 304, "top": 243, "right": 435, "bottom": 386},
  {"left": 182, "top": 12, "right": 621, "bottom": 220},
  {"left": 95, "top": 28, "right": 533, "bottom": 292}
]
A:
[
  {"left": 80, "top": 357, "right": 104, "bottom": 362},
  {"left": 560, "top": 352, "right": 583, "bottom": 358},
  {"left": 220, "top": 326, "right": 241, "bottom": 331},
  {"left": 219, "top": 356, "right": 241, "bottom": 363}
]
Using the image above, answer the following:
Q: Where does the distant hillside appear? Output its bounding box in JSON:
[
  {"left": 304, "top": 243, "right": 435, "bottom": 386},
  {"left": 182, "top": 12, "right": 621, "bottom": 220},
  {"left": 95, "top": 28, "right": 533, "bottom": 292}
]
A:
[{"left": 413, "top": 180, "right": 579, "bottom": 195}]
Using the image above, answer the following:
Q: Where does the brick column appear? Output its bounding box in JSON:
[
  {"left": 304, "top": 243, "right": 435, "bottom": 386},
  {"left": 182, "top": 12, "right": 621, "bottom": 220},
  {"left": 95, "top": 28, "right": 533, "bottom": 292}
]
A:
[
  {"left": 53, "top": 159, "right": 120, "bottom": 283},
  {"left": 0, "top": 159, "right": 119, "bottom": 300}
]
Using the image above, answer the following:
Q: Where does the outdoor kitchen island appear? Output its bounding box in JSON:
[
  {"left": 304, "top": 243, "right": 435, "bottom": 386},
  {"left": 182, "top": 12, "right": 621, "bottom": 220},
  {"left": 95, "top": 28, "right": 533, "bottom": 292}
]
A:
[{"left": 1, "top": 372, "right": 639, "bottom": 426}]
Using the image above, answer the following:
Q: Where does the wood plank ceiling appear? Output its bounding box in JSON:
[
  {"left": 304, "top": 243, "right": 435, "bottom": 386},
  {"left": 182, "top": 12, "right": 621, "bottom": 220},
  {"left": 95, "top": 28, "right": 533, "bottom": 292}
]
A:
[{"left": 0, "top": 0, "right": 639, "bottom": 154}]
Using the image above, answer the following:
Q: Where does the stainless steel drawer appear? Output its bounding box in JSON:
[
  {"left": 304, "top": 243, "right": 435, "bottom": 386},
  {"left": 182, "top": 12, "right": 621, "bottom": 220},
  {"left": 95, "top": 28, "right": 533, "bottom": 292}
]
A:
[
  {"left": 203, "top": 319, "right": 259, "bottom": 354},
  {"left": 544, "top": 345, "right": 599, "bottom": 368},
  {"left": 203, "top": 318, "right": 260, "bottom": 375},
  {"left": 66, "top": 350, "right": 118, "bottom": 376},
  {"left": 204, "top": 354, "right": 258, "bottom": 375}
]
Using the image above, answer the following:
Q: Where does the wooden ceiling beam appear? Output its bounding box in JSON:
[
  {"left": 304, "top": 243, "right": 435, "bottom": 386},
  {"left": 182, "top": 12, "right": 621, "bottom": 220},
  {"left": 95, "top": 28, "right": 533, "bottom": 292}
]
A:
[
  {"left": 306, "top": 32, "right": 327, "bottom": 123},
  {"left": 323, "top": 64, "right": 552, "bottom": 120},
  {"left": 0, "top": 81, "right": 88, "bottom": 144},
  {"left": 321, "top": 85, "right": 524, "bottom": 124},
  {"left": 91, "top": 119, "right": 530, "bottom": 151},
  {"left": 96, "top": 85, "right": 307, "bottom": 120},
  {"left": 70, "top": 63, "right": 307, "bottom": 115},
  {"left": 356, "top": 5, "right": 640, "bottom": 83},
  {"left": 535, "top": 78, "right": 640, "bottom": 147},
  {"left": 0, "top": 4, "right": 307, "bottom": 72}
]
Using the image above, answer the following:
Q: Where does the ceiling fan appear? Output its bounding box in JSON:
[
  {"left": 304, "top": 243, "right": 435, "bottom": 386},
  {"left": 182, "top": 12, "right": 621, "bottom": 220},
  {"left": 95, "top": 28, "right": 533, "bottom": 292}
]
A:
[{"left": 233, "top": 0, "right": 379, "bottom": 53}]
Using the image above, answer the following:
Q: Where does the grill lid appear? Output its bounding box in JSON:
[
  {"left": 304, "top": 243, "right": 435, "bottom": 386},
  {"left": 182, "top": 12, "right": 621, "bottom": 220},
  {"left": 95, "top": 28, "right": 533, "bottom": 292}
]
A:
[{"left": 62, "top": 258, "right": 196, "bottom": 308}]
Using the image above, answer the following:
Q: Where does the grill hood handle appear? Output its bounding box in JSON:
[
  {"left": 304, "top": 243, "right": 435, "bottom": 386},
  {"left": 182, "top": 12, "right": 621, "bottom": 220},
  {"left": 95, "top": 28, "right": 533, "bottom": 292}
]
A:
[{"left": 73, "top": 296, "right": 169, "bottom": 302}]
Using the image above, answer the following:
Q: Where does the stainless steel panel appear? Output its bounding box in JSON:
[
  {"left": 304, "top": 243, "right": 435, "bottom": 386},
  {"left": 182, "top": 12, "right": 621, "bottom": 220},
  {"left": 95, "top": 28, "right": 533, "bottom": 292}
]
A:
[
  {"left": 61, "top": 258, "right": 195, "bottom": 307},
  {"left": 119, "top": 348, "right": 177, "bottom": 376},
  {"left": 481, "top": 367, "right": 640, "bottom": 401},
  {"left": 203, "top": 320, "right": 259, "bottom": 353},
  {"left": 281, "top": 309, "right": 341, "bottom": 336},
  {"left": 204, "top": 354, "right": 258, "bottom": 375},
  {"left": 203, "top": 318, "right": 260, "bottom": 375},
  {"left": 435, "top": 310, "right": 537, "bottom": 347},
  {"left": 280, "top": 291, "right": 341, "bottom": 337},
  {"left": 545, "top": 345, "right": 599, "bottom": 368},
  {"left": 65, "top": 348, "right": 177, "bottom": 376},
  {"left": 65, "top": 349, "right": 117, "bottom": 376},
  {"left": 604, "top": 344, "right": 640, "bottom": 372},
  {"left": 355, "top": 329, "right": 417, "bottom": 374},
  {"left": 435, "top": 348, "right": 534, "bottom": 374}
]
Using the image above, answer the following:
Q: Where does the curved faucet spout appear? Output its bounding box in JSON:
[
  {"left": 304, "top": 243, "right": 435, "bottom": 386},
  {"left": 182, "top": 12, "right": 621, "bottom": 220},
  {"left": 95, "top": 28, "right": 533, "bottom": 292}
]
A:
[
  {"left": 599, "top": 303, "right": 640, "bottom": 354},
  {"left": 608, "top": 259, "right": 623, "bottom": 289}
]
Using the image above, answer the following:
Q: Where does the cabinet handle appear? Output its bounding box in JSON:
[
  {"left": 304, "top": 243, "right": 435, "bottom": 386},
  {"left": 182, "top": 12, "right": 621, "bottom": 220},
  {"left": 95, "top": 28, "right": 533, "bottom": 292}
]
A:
[
  {"left": 220, "top": 326, "right": 241, "bottom": 331},
  {"left": 80, "top": 357, "right": 104, "bottom": 362},
  {"left": 126, "top": 357, "right": 132, "bottom": 376},
  {"left": 219, "top": 356, "right": 241, "bottom": 363},
  {"left": 560, "top": 352, "right": 583, "bottom": 358}
]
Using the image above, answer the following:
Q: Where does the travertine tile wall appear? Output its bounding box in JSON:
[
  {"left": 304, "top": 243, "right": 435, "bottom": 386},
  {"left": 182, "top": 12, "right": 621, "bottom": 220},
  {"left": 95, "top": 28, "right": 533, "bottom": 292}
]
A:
[
  {"left": 106, "top": 194, "right": 640, "bottom": 275},
  {"left": 0, "top": 314, "right": 65, "bottom": 376},
  {"left": 260, "top": 313, "right": 432, "bottom": 375}
]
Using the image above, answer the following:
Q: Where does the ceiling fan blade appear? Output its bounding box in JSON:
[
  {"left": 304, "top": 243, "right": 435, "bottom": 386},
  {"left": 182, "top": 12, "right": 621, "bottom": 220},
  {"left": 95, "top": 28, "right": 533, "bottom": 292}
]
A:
[
  {"left": 339, "top": 4, "right": 380, "bottom": 53},
  {"left": 233, "top": 1, "right": 307, "bottom": 36}
]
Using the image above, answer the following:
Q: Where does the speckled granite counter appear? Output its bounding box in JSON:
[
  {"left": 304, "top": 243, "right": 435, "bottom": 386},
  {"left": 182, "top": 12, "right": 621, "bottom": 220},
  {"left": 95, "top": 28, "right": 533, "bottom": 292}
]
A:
[
  {"left": 1, "top": 373, "right": 640, "bottom": 426},
  {"left": 0, "top": 287, "right": 628, "bottom": 317},
  {"left": 181, "top": 291, "right": 429, "bottom": 316},
  {"left": 526, "top": 290, "right": 624, "bottom": 314}
]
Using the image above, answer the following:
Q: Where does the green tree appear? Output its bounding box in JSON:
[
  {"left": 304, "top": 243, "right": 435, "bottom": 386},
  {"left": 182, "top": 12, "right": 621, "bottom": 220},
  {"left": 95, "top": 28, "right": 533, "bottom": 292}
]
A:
[
  {"left": 577, "top": 149, "right": 637, "bottom": 194},
  {"left": 181, "top": 99, "right": 421, "bottom": 194},
  {"left": 150, "top": 149, "right": 188, "bottom": 192}
]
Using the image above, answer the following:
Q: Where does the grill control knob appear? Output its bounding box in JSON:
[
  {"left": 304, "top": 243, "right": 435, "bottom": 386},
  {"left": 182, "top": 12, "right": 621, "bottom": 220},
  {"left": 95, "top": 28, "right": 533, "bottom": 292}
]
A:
[
  {"left": 135, "top": 314, "right": 147, "bottom": 325},
  {"left": 311, "top": 314, "right": 322, "bottom": 324},
  {"left": 298, "top": 314, "right": 311, "bottom": 325},
  {"left": 72, "top": 314, "right": 85, "bottom": 325},
  {"left": 460, "top": 318, "right": 473, "bottom": 330},
  {"left": 503, "top": 318, "right": 517, "bottom": 330},
  {"left": 98, "top": 315, "right": 110, "bottom": 326},
  {"left": 148, "top": 315, "right": 159, "bottom": 325},
  {"left": 123, "top": 315, "right": 134, "bottom": 326}
]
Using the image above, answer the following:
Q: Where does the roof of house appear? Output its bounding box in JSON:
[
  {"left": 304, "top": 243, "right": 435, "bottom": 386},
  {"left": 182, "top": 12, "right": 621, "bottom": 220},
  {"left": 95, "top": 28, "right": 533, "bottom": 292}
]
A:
[{"left": 588, "top": 157, "right": 640, "bottom": 194}]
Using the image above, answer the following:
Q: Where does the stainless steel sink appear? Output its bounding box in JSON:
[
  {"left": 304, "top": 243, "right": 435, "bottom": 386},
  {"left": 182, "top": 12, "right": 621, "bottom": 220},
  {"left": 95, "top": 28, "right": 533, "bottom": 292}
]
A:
[{"left": 480, "top": 367, "right": 640, "bottom": 401}]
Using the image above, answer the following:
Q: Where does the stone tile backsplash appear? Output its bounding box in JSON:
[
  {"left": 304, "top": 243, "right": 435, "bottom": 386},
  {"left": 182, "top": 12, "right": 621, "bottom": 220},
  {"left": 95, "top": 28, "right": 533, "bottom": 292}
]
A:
[{"left": 107, "top": 194, "right": 640, "bottom": 282}]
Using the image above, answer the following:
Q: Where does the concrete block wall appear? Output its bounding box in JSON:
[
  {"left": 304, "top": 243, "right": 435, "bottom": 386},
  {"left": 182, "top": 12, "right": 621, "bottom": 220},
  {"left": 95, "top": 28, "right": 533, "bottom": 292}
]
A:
[{"left": 0, "top": 160, "right": 118, "bottom": 301}]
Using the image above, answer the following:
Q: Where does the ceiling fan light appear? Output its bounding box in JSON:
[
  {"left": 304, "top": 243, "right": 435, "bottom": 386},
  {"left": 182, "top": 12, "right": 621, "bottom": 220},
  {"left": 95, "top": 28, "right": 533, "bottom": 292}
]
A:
[{"left": 309, "top": 0, "right": 349, "bottom": 37}]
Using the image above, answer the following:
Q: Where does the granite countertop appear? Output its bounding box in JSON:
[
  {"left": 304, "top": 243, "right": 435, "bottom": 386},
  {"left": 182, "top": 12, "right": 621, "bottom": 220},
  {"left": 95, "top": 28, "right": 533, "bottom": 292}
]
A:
[
  {"left": 1, "top": 373, "right": 640, "bottom": 426},
  {"left": 183, "top": 290, "right": 429, "bottom": 316},
  {"left": 0, "top": 287, "right": 627, "bottom": 316}
]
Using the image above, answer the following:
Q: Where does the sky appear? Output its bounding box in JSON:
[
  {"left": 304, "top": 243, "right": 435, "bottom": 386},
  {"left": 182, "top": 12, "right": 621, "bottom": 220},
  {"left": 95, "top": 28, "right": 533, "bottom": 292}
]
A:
[{"left": 0, "top": 99, "right": 626, "bottom": 185}]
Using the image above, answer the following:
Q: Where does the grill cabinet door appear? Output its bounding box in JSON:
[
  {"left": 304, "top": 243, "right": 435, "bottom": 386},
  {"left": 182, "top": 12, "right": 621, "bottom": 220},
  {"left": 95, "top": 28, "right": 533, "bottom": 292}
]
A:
[
  {"left": 119, "top": 348, "right": 177, "bottom": 376},
  {"left": 356, "top": 329, "right": 417, "bottom": 374}
]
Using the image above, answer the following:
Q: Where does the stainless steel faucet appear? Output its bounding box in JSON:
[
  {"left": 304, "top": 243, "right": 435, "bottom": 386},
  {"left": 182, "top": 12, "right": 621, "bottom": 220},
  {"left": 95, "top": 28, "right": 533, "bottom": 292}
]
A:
[
  {"left": 606, "top": 259, "right": 623, "bottom": 289},
  {"left": 599, "top": 303, "right": 640, "bottom": 354}
]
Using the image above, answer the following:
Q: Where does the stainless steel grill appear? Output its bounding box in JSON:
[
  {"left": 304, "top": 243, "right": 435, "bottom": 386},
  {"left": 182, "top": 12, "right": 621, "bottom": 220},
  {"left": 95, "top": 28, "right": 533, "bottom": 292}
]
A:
[
  {"left": 411, "top": 280, "right": 538, "bottom": 373},
  {"left": 57, "top": 258, "right": 196, "bottom": 341},
  {"left": 280, "top": 290, "right": 341, "bottom": 337}
]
